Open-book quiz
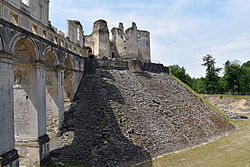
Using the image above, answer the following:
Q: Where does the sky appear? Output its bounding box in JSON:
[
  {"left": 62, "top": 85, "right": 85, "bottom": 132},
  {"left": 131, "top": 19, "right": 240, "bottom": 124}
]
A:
[{"left": 50, "top": 0, "right": 250, "bottom": 78}]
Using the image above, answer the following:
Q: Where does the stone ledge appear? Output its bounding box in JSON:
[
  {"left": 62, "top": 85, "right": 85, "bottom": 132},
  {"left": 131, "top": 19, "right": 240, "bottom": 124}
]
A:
[{"left": 0, "top": 149, "right": 19, "bottom": 166}]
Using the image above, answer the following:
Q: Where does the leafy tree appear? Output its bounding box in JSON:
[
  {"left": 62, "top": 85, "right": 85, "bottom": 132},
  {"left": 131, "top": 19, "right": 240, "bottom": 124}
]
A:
[
  {"left": 242, "top": 61, "right": 250, "bottom": 68},
  {"left": 170, "top": 65, "right": 192, "bottom": 85},
  {"left": 240, "top": 61, "right": 250, "bottom": 94},
  {"left": 202, "top": 54, "right": 222, "bottom": 94},
  {"left": 222, "top": 60, "right": 250, "bottom": 94},
  {"left": 191, "top": 77, "right": 206, "bottom": 93}
]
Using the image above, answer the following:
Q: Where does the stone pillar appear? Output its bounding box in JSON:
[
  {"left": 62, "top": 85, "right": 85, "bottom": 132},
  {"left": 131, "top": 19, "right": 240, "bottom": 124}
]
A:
[
  {"left": 14, "top": 64, "right": 50, "bottom": 167},
  {"left": 0, "top": 52, "right": 19, "bottom": 167},
  {"left": 46, "top": 67, "right": 64, "bottom": 133},
  {"left": 58, "top": 69, "right": 65, "bottom": 128}
]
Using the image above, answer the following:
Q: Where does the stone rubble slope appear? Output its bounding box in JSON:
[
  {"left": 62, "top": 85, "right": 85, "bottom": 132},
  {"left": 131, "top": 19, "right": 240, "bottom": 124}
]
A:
[{"left": 50, "top": 69, "right": 235, "bottom": 167}]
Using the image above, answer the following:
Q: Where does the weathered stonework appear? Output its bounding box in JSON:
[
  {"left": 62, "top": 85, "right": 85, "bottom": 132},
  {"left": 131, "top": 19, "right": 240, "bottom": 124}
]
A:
[
  {"left": 0, "top": 53, "right": 19, "bottom": 167},
  {"left": 0, "top": 0, "right": 85, "bottom": 166},
  {"left": 85, "top": 21, "right": 151, "bottom": 62}
]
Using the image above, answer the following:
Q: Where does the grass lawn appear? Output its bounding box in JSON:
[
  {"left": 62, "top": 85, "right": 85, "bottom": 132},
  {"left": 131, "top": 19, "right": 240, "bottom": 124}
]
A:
[{"left": 134, "top": 118, "right": 250, "bottom": 167}]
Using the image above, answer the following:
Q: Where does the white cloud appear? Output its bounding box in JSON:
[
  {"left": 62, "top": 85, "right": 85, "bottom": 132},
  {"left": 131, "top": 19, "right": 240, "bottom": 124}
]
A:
[{"left": 50, "top": 0, "right": 250, "bottom": 78}]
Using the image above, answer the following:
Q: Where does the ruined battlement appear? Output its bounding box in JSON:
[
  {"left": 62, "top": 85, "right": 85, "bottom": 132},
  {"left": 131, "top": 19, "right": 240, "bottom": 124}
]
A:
[
  {"left": 85, "top": 21, "right": 151, "bottom": 62},
  {"left": 93, "top": 19, "right": 109, "bottom": 33}
]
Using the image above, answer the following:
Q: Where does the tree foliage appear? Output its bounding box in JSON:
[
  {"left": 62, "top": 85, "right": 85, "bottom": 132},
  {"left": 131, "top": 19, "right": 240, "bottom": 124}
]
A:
[
  {"left": 170, "top": 56, "right": 249, "bottom": 95},
  {"left": 170, "top": 65, "right": 192, "bottom": 85},
  {"left": 202, "top": 54, "right": 222, "bottom": 94}
]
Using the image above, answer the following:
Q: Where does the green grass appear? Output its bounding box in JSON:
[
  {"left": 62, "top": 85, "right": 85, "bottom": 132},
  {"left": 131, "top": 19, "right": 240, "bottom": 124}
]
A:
[
  {"left": 171, "top": 74, "right": 230, "bottom": 122},
  {"left": 201, "top": 94, "right": 250, "bottom": 99},
  {"left": 134, "top": 119, "right": 250, "bottom": 167}
]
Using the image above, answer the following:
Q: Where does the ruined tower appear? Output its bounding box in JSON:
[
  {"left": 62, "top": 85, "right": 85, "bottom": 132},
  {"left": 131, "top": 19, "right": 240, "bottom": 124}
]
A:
[
  {"left": 111, "top": 22, "right": 151, "bottom": 62},
  {"left": 92, "top": 20, "right": 111, "bottom": 57}
]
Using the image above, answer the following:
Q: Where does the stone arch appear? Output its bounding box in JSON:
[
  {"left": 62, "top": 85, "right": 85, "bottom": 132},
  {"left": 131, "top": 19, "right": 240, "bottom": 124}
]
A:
[
  {"left": 44, "top": 50, "right": 59, "bottom": 67},
  {"left": 12, "top": 35, "right": 49, "bottom": 166},
  {"left": 43, "top": 46, "right": 59, "bottom": 64},
  {"left": 44, "top": 49, "right": 63, "bottom": 133},
  {"left": 10, "top": 34, "right": 39, "bottom": 60},
  {"left": 63, "top": 56, "right": 73, "bottom": 69}
]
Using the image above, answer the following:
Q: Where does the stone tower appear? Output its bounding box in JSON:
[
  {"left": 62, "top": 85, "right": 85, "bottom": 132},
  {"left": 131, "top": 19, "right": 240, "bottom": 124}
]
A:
[
  {"left": 124, "top": 22, "right": 139, "bottom": 60},
  {"left": 92, "top": 20, "right": 111, "bottom": 57}
]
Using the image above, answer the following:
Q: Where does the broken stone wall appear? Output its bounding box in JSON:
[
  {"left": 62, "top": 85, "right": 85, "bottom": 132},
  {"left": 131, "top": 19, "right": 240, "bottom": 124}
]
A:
[
  {"left": 138, "top": 30, "right": 150, "bottom": 62},
  {"left": 92, "top": 20, "right": 110, "bottom": 57}
]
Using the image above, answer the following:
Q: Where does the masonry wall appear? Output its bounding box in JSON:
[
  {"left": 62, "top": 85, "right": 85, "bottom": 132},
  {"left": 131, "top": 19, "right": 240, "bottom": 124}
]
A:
[
  {"left": 85, "top": 34, "right": 94, "bottom": 54},
  {"left": 92, "top": 20, "right": 110, "bottom": 57},
  {"left": 138, "top": 30, "right": 150, "bottom": 62},
  {"left": 124, "top": 23, "right": 139, "bottom": 60},
  {"left": 111, "top": 27, "right": 126, "bottom": 58},
  {"left": 0, "top": 53, "right": 15, "bottom": 155},
  {"left": 14, "top": 65, "right": 46, "bottom": 139},
  {"left": 111, "top": 22, "right": 151, "bottom": 62}
]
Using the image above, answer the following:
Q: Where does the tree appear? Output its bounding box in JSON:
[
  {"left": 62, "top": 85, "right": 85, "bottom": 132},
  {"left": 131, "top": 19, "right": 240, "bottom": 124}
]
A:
[
  {"left": 191, "top": 77, "right": 206, "bottom": 93},
  {"left": 202, "top": 54, "right": 222, "bottom": 94},
  {"left": 170, "top": 65, "right": 192, "bottom": 85},
  {"left": 222, "top": 60, "right": 250, "bottom": 95},
  {"left": 240, "top": 61, "right": 250, "bottom": 94}
]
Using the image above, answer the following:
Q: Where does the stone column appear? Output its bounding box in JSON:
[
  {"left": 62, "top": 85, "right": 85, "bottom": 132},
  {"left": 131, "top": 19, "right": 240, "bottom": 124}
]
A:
[
  {"left": 0, "top": 52, "right": 19, "bottom": 167},
  {"left": 14, "top": 63, "right": 50, "bottom": 167},
  {"left": 46, "top": 67, "right": 64, "bottom": 133},
  {"left": 58, "top": 69, "right": 65, "bottom": 129}
]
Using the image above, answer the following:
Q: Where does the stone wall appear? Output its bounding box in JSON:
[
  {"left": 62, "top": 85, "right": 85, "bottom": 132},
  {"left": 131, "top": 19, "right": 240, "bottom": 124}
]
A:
[
  {"left": 92, "top": 20, "right": 110, "bottom": 57},
  {"left": 138, "top": 30, "right": 150, "bottom": 62},
  {"left": 0, "top": 53, "right": 15, "bottom": 156},
  {"left": 142, "top": 62, "right": 169, "bottom": 73}
]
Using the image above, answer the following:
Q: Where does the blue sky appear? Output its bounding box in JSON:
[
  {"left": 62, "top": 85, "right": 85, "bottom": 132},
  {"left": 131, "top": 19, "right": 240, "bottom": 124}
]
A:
[{"left": 50, "top": 0, "right": 250, "bottom": 78}]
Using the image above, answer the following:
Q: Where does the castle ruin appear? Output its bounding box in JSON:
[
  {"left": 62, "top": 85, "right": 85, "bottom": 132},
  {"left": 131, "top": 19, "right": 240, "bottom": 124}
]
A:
[
  {"left": 0, "top": 0, "right": 151, "bottom": 166},
  {"left": 0, "top": 1, "right": 234, "bottom": 167},
  {"left": 85, "top": 20, "right": 151, "bottom": 62}
]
